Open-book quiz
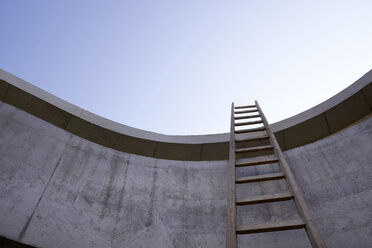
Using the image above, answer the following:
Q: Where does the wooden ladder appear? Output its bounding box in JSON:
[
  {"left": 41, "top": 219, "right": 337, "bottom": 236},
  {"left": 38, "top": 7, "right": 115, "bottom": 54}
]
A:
[{"left": 226, "top": 101, "right": 326, "bottom": 248}]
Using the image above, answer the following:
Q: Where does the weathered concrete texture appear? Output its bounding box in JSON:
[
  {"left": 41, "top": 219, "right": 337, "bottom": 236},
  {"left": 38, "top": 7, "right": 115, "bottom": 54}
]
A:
[
  {"left": 0, "top": 101, "right": 70, "bottom": 240},
  {"left": 284, "top": 115, "right": 372, "bottom": 248},
  {"left": 0, "top": 102, "right": 227, "bottom": 248},
  {"left": 1, "top": 96, "right": 372, "bottom": 247}
]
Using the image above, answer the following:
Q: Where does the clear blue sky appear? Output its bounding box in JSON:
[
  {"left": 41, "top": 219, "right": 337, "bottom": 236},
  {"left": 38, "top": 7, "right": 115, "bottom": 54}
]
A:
[{"left": 1, "top": 1, "right": 371, "bottom": 134}]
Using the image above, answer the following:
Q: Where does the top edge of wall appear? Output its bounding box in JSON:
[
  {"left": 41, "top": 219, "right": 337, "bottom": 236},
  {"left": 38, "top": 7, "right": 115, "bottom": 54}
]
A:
[
  {"left": 0, "top": 68, "right": 228, "bottom": 144},
  {"left": 270, "top": 69, "right": 372, "bottom": 132},
  {"left": 1, "top": 67, "right": 371, "bottom": 160}
]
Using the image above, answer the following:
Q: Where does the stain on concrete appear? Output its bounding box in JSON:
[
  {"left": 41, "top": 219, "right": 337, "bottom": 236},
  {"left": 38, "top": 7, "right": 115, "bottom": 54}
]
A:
[{"left": 145, "top": 160, "right": 158, "bottom": 227}]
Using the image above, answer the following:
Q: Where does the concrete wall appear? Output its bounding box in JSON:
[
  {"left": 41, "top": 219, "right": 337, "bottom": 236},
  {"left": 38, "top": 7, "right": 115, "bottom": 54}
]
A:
[
  {"left": 0, "top": 68, "right": 371, "bottom": 248},
  {"left": 1, "top": 96, "right": 372, "bottom": 247},
  {"left": 0, "top": 101, "right": 227, "bottom": 248},
  {"left": 284, "top": 114, "right": 372, "bottom": 248}
]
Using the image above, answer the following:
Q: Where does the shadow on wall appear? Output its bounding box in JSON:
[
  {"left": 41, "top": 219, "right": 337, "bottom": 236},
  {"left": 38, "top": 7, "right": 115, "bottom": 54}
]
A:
[{"left": 0, "top": 237, "right": 35, "bottom": 248}]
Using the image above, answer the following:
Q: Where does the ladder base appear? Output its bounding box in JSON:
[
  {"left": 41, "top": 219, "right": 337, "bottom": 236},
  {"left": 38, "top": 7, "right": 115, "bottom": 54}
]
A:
[
  {"left": 236, "top": 192, "right": 293, "bottom": 205},
  {"left": 236, "top": 219, "right": 305, "bottom": 234}
]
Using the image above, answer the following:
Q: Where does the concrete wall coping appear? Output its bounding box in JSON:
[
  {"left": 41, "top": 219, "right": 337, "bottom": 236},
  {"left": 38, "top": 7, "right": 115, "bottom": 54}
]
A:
[
  {"left": 1, "top": 67, "right": 371, "bottom": 160},
  {"left": 0, "top": 68, "right": 227, "bottom": 144},
  {"left": 271, "top": 69, "right": 372, "bottom": 132}
]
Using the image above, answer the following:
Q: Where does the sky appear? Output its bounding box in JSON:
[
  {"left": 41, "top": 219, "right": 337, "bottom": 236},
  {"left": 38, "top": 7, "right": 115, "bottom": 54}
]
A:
[{"left": 1, "top": 1, "right": 372, "bottom": 135}]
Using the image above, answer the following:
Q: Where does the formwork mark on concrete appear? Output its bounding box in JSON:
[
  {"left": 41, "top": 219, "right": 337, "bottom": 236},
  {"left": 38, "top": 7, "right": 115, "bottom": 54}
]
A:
[
  {"left": 152, "top": 142, "right": 159, "bottom": 157},
  {"left": 18, "top": 134, "right": 72, "bottom": 241},
  {"left": 361, "top": 89, "right": 372, "bottom": 112},
  {"left": 323, "top": 113, "right": 332, "bottom": 135},
  {"left": 145, "top": 159, "right": 158, "bottom": 227}
]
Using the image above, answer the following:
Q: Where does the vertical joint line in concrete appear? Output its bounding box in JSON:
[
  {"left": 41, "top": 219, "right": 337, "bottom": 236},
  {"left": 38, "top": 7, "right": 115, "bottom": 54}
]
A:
[
  {"left": 282, "top": 130, "right": 288, "bottom": 151},
  {"left": 110, "top": 155, "right": 131, "bottom": 247},
  {"left": 1, "top": 83, "right": 10, "bottom": 102},
  {"left": 152, "top": 142, "right": 159, "bottom": 157},
  {"left": 63, "top": 112, "right": 73, "bottom": 130},
  {"left": 18, "top": 134, "right": 71, "bottom": 241},
  {"left": 361, "top": 89, "right": 372, "bottom": 112},
  {"left": 323, "top": 113, "right": 332, "bottom": 135},
  {"left": 145, "top": 159, "right": 158, "bottom": 227}
]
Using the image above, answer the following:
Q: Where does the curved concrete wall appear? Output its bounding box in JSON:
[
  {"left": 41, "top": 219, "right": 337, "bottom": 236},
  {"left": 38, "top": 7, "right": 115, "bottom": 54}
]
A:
[
  {"left": 0, "top": 101, "right": 227, "bottom": 247},
  {"left": 1, "top": 98, "right": 371, "bottom": 247},
  {"left": 284, "top": 115, "right": 372, "bottom": 247},
  {"left": 0, "top": 69, "right": 371, "bottom": 247},
  {"left": 1, "top": 68, "right": 372, "bottom": 160}
]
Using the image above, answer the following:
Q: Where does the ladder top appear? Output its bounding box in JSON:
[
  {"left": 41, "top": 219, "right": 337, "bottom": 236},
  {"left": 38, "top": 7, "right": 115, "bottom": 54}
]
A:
[
  {"left": 234, "top": 105, "right": 256, "bottom": 109},
  {"left": 236, "top": 192, "right": 293, "bottom": 205},
  {"left": 235, "top": 126, "right": 266, "bottom": 134},
  {"left": 235, "top": 145, "right": 274, "bottom": 154},
  {"left": 234, "top": 109, "right": 258, "bottom": 114},
  {"left": 235, "top": 135, "right": 270, "bottom": 143},
  {"left": 234, "top": 114, "right": 260, "bottom": 120},
  {"left": 234, "top": 120, "right": 263, "bottom": 126}
]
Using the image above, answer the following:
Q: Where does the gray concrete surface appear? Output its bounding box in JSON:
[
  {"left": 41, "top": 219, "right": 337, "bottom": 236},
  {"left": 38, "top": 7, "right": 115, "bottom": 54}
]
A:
[
  {"left": 1, "top": 97, "right": 371, "bottom": 247},
  {"left": 284, "top": 114, "right": 372, "bottom": 248},
  {"left": 0, "top": 101, "right": 227, "bottom": 247}
]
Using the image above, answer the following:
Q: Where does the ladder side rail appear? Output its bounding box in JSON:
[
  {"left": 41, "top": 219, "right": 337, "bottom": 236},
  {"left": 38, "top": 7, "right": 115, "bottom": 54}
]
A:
[
  {"left": 226, "top": 103, "right": 237, "bottom": 248},
  {"left": 255, "top": 100, "right": 327, "bottom": 248}
]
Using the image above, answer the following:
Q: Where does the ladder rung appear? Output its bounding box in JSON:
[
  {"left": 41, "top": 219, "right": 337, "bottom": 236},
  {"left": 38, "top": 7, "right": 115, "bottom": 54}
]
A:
[
  {"left": 234, "top": 114, "right": 260, "bottom": 120},
  {"left": 235, "top": 120, "right": 263, "bottom": 126},
  {"left": 235, "top": 145, "right": 274, "bottom": 154},
  {"left": 235, "top": 127, "right": 266, "bottom": 134},
  {"left": 234, "top": 109, "right": 257, "bottom": 114},
  {"left": 234, "top": 105, "right": 256, "bottom": 109},
  {"left": 236, "top": 219, "right": 305, "bottom": 234},
  {"left": 235, "top": 135, "right": 270, "bottom": 143},
  {"left": 236, "top": 157, "right": 279, "bottom": 167},
  {"left": 236, "top": 192, "right": 293, "bottom": 205},
  {"left": 236, "top": 172, "right": 285, "bottom": 184}
]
